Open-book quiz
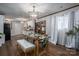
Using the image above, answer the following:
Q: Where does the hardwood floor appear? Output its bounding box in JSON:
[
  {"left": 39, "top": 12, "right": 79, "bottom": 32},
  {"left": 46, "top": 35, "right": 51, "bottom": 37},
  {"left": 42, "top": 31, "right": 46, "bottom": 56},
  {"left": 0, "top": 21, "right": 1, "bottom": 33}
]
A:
[{"left": 0, "top": 34, "right": 79, "bottom": 56}]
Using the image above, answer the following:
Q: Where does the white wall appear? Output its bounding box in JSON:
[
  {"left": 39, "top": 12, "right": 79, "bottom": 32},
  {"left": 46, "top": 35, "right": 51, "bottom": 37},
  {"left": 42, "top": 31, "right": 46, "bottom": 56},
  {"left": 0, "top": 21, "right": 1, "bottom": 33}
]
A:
[
  {"left": 11, "top": 18, "right": 35, "bottom": 36},
  {"left": 11, "top": 21, "right": 23, "bottom": 36},
  {"left": 11, "top": 18, "right": 28, "bottom": 36},
  {"left": 46, "top": 16, "right": 51, "bottom": 37},
  {"left": 0, "top": 15, "right": 4, "bottom": 33}
]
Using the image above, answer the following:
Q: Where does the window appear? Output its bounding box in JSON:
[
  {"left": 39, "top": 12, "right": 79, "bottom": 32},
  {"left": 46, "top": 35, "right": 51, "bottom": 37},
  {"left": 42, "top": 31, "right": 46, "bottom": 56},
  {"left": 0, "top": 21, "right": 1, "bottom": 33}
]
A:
[{"left": 57, "top": 14, "right": 69, "bottom": 30}]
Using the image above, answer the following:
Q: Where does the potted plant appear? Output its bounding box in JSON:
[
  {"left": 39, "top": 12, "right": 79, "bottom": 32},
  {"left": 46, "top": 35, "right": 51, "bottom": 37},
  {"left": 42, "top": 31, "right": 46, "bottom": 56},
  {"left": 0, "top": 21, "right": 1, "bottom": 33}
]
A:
[
  {"left": 66, "top": 29, "right": 75, "bottom": 37},
  {"left": 66, "top": 25, "right": 79, "bottom": 49}
]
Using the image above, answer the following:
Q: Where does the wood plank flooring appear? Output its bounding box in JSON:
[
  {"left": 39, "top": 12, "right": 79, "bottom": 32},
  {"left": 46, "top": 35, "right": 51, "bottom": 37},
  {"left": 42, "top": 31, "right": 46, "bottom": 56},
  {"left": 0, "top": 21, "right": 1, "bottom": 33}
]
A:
[{"left": 0, "top": 34, "right": 79, "bottom": 56}]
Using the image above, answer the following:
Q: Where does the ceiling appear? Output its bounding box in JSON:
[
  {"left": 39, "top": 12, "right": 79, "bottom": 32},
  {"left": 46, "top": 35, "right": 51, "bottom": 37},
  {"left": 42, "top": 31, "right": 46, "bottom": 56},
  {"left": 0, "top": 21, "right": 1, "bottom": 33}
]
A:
[{"left": 0, "top": 3, "right": 79, "bottom": 19}]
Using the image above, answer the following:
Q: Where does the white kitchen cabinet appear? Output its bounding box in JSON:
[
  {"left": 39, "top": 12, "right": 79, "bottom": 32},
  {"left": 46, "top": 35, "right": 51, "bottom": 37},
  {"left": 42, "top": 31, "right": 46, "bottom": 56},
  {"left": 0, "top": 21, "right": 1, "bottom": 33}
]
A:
[{"left": 0, "top": 35, "right": 5, "bottom": 47}]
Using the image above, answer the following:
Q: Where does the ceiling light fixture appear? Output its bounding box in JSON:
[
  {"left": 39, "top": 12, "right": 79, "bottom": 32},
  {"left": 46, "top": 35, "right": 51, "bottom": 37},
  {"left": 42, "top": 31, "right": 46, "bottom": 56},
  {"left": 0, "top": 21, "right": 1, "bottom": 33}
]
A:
[{"left": 29, "top": 5, "right": 39, "bottom": 20}]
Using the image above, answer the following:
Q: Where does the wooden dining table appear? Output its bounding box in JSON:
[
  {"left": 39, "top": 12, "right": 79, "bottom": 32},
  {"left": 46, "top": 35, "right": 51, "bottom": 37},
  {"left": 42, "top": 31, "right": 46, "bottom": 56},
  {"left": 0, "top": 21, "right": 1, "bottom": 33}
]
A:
[{"left": 25, "top": 34, "right": 47, "bottom": 55}]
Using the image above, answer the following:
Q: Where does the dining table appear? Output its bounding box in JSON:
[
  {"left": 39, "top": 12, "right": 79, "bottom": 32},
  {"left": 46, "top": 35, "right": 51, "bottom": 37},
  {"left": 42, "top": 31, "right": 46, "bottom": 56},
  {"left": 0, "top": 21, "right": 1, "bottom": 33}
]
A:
[{"left": 26, "top": 33, "right": 47, "bottom": 55}]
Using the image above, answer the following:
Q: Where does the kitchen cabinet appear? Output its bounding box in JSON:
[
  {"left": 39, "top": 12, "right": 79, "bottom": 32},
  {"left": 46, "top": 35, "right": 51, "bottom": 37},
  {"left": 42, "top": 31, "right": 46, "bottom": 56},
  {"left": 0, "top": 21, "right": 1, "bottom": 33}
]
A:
[{"left": 0, "top": 35, "right": 5, "bottom": 47}]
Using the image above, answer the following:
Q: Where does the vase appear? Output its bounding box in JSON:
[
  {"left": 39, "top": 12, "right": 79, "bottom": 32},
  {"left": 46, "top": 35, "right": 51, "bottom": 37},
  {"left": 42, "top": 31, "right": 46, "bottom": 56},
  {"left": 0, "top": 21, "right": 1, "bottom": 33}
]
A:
[{"left": 65, "top": 36, "right": 75, "bottom": 48}]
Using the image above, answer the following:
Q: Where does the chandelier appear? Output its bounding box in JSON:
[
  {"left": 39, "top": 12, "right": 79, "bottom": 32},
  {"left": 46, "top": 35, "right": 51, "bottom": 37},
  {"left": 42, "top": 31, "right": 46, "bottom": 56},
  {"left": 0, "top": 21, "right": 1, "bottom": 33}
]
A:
[{"left": 29, "top": 5, "right": 39, "bottom": 19}]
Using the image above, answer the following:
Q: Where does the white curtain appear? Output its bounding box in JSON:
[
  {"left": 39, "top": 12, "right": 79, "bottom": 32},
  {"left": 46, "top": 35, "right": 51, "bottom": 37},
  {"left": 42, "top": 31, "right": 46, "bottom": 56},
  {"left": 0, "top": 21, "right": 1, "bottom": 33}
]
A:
[
  {"left": 55, "top": 12, "right": 76, "bottom": 48},
  {"left": 50, "top": 14, "right": 69, "bottom": 45},
  {"left": 50, "top": 16, "right": 58, "bottom": 44},
  {"left": 50, "top": 11, "right": 76, "bottom": 48},
  {"left": 65, "top": 12, "right": 75, "bottom": 48},
  {"left": 74, "top": 10, "right": 79, "bottom": 49},
  {"left": 55, "top": 13, "right": 69, "bottom": 45}
]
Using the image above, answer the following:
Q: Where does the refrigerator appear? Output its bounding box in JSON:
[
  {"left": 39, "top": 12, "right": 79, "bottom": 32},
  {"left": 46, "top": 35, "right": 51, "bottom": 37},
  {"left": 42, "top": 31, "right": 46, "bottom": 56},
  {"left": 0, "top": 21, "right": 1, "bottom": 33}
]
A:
[{"left": 4, "top": 23, "right": 11, "bottom": 41}]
